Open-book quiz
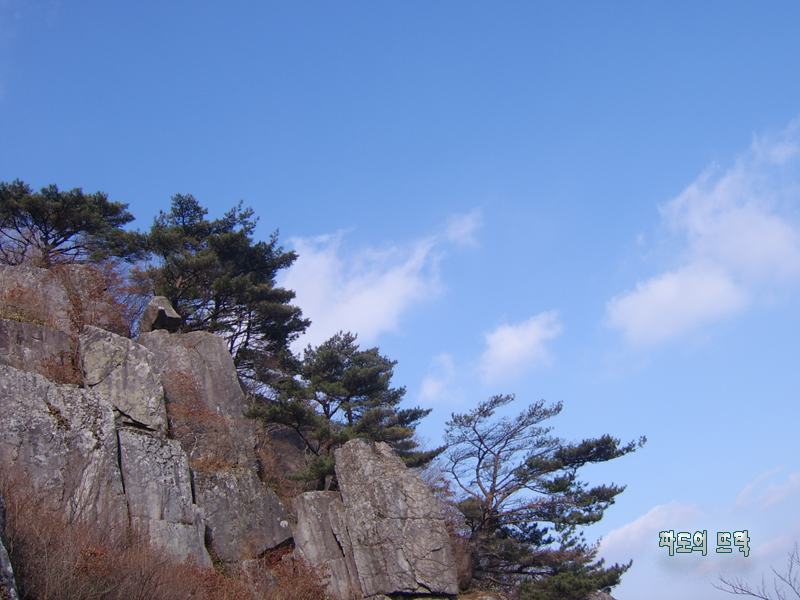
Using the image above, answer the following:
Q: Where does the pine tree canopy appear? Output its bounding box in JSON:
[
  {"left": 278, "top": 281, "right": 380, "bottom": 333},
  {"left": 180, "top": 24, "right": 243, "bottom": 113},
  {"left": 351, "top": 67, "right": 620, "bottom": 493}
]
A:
[
  {"left": 0, "top": 179, "right": 140, "bottom": 267},
  {"left": 144, "top": 193, "right": 309, "bottom": 368},
  {"left": 444, "top": 393, "right": 645, "bottom": 595},
  {"left": 247, "top": 331, "right": 443, "bottom": 488}
]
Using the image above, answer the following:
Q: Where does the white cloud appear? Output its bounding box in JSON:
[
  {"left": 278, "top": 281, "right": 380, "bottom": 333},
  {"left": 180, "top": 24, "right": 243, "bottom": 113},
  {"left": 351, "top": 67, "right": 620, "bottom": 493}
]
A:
[
  {"left": 280, "top": 232, "right": 439, "bottom": 348},
  {"left": 444, "top": 208, "right": 483, "bottom": 246},
  {"left": 280, "top": 210, "right": 482, "bottom": 349},
  {"left": 735, "top": 467, "right": 784, "bottom": 510},
  {"left": 600, "top": 501, "right": 705, "bottom": 558},
  {"left": 758, "top": 472, "right": 800, "bottom": 508},
  {"left": 607, "top": 119, "right": 800, "bottom": 345},
  {"left": 606, "top": 262, "right": 749, "bottom": 345},
  {"left": 418, "top": 353, "right": 461, "bottom": 404},
  {"left": 478, "top": 311, "right": 561, "bottom": 383}
]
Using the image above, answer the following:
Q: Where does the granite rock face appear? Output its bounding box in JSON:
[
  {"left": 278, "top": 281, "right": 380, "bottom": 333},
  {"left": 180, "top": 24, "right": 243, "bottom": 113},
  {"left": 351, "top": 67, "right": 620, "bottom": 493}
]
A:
[
  {"left": 138, "top": 329, "right": 255, "bottom": 467},
  {"left": 336, "top": 440, "right": 459, "bottom": 597},
  {"left": 0, "top": 318, "right": 78, "bottom": 384},
  {"left": 138, "top": 296, "right": 182, "bottom": 334},
  {"left": 193, "top": 467, "right": 292, "bottom": 562},
  {"left": 0, "top": 365, "right": 129, "bottom": 528},
  {"left": 293, "top": 491, "right": 361, "bottom": 600},
  {"left": 80, "top": 326, "right": 168, "bottom": 433},
  {"left": 117, "top": 428, "right": 211, "bottom": 566},
  {"left": 0, "top": 365, "right": 212, "bottom": 567},
  {"left": 0, "top": 279, "right": 466, "bottom": 593},
  {"left": 296, "top": 440, "right": 459, "bottom": 599}
]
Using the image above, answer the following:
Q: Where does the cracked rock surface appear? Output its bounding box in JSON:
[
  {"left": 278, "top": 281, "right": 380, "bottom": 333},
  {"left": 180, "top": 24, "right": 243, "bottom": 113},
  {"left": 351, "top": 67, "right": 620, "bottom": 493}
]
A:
[
  {"left": 81, "top": 326, "right": 168, "bottom": 433},
  {"left": 296, "top": 440, "right": 458, "bottom": 599},
  {"left": 336, "top": 440, "right": 458, "bottom": 597}
]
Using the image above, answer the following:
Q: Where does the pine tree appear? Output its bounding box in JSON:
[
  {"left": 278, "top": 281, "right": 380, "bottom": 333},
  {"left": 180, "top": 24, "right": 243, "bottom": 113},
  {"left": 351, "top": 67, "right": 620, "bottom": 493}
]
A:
[
  {"left": 0, "top": 179, "right": 140, "bottom": 267},
  {"left": 144, "top": 194, "right": 309, "bottom": 372},
  {"left": 444, "top": 394, "right": 644, "bottom": 595},
  {"left": 247, "top": 332, "right": 442, "bottom": 489}
]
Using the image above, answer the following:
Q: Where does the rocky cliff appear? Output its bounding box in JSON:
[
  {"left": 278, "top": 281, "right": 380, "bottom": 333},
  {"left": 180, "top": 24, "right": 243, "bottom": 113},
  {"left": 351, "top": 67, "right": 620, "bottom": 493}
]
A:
[{"left": 0, "top": 264, "right": 458, "bottom": 600}]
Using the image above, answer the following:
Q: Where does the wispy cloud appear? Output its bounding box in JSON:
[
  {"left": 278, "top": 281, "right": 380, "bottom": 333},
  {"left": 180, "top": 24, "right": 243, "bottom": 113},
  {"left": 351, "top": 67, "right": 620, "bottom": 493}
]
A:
[
  {"left": 418, "top": 353, "right": 462, "bottom": 404},
  {"left": 735, "top": 467, "right": 784, "bottom": 510},
  {"left": 478, "top": 311, "right": 561, "bottom": 383},
  {"left": 606, "top": 120, "right": 800, "bottom": 346},
  {"left": 280, "top": 210, "right": 482, "bottom": 349},
  {"left": 444, "top": 208, "right": 483, "bottom": 246},
  {"left": 600, "top": 501, "right": 705, "bottom": 558}
]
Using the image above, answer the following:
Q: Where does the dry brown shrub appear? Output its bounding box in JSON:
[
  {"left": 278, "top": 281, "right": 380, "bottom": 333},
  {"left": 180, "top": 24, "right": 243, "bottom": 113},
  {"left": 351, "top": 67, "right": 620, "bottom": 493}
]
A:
[
  {"left": 52, "top": 264, "right": 130, "bottom": 337},
  {"left": 420, "top": 462, "right": 474, "bottom": 591},
  {"left": 256, "top": 545, "right": 329, "bottom": 600},
  {"left": 163, "top": 371, "right": 240, "bottom": 470},
  {"left": 0, "top": 284, "right": 55, "bottom": 328},
  {"left": 253, "top": 423, "right": 315, "bottom": 501},
  {"left": 0, "top": 466, "right": 330, "bottom": 600},
  {"left": 39, "top": 337, "right": 83, "bottom": 385}
]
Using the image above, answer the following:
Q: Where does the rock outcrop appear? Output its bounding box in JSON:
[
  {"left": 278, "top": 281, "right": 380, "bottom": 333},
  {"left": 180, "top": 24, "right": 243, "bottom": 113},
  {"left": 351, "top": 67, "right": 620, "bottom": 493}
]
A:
[
  {"left": 0, "top": 271, "right": 291, "bottom": 571},
  {"left": 293, "top": 491, "right": 361, "bottom": 600},
  {"left": 0, "top": 365, "right": 129, "bottom": 528},
  {"left": 81, "top": 325, "right": 168, "bottom": 433},
  {"left": 295, "top": 440, "right": 459, "bottom": 599},
  {"left": 193, "top": 468, "right": 292, "bottom": 562},
  {"left": 138, "top": 329, "right": 255, "bottom": 467},
  {"left": 138, "top": 296, "right": 181, "bottom": 334},
  {"left": 117, "top": 428, "right": 210, "bottom": 566},
  {"left": 0, "top": 267, "right": 465, "bottom": 598}
]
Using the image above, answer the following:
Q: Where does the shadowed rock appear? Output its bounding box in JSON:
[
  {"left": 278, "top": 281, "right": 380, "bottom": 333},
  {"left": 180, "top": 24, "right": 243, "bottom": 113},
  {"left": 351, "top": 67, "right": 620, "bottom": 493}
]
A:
[
  {"left": 0, "top": 489, "right": 19, "bottom": 600},
  {"left": 193, "top": 467, "right": 292, "bottom": 562}
]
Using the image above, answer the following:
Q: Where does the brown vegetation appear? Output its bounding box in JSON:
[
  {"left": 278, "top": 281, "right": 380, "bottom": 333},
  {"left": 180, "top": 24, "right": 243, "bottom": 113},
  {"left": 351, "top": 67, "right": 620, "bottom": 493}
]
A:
[
  {"left": 162, "top": 370, "right": 242, "bottom": 470},
  {"left": 0, "top": 284, "right": 55, "bottom": 328},
  {"left": 0, "top": 470, "right": 329, "bottom": 600},
  {"left": 52, "top": 264, "right": 130, "bottom": 337}
]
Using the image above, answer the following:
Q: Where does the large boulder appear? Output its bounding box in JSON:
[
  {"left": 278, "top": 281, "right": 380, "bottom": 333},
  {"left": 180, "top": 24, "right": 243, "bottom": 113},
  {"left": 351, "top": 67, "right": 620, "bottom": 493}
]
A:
[
  {"left": 0, "top": 365, "right": 129, "bottom": 528},
  {"left": 193, "top": 467, "right": 291, "bottom": 562},
  {"left": 0, "top": 318, "right": 80, "bottom": 384},
  {"left": 296, "top": 440, "right": 458, "bottom": 599},
  {"left": 335, "top": 440, "right": 459, "bottom": 597},
  {"left": 117, "top": 428, "right": 211, "bottom": 566},
  {"left": 293, "top": 491, "right": 360, "bottom": 600},
  {"left": 80, "top": 326, "right": 168, "bottom": 433},
  {"left": 138, "top": 329, "right": 255, "bottom": 467},
  {"left": 138, "top": 296, "right": 181, "bottom": 334}
]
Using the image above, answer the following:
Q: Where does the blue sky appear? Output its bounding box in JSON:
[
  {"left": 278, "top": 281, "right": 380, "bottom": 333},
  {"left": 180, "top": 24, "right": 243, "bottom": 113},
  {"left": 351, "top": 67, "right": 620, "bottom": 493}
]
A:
[{"left": 4, "top": 2, "right": 800, "bottom": 597}]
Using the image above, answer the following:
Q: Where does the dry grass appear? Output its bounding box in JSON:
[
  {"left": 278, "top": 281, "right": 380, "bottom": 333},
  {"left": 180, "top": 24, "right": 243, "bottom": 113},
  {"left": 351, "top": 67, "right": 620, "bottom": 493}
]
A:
[{"left": 0, "top": 469, "right": 329, "bottom": 600}]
